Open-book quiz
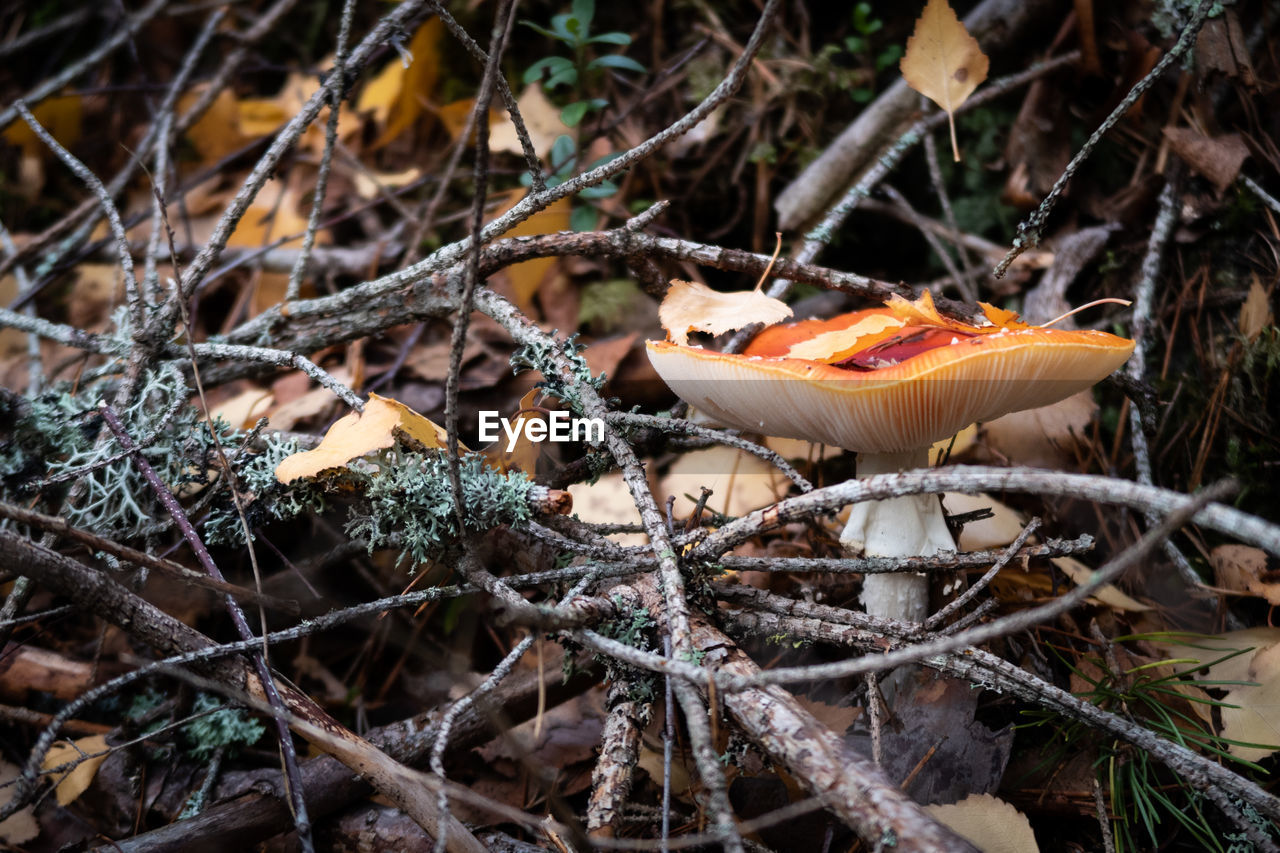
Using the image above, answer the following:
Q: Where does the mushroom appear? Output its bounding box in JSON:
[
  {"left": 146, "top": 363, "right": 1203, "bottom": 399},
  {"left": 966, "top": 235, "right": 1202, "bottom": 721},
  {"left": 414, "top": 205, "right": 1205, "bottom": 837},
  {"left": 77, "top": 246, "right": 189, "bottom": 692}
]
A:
[{"left": 647, "top": 291, "right": 1134, "bottom": 625}]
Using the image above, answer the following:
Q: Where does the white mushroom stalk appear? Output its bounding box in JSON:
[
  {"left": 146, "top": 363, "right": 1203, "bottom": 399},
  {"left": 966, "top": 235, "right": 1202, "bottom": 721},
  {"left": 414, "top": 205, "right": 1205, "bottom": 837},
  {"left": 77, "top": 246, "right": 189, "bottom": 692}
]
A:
[{"left": 843, "top": 448, "right": 955, "bottom": 622}]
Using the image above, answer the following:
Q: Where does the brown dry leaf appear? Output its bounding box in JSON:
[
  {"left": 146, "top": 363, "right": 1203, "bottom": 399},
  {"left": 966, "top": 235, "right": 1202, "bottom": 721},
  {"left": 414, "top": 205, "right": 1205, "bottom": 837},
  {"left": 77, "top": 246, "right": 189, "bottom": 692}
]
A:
[
  {"left": 1050, "top": 556, "right": 1150, "bottom": 612},
  {"left": 489, "top": 84, "right": 572, "bottom": 158},
  {"left": 275, "top": 393, "right": 458, "bottom": 484},
  {"left": 42, "top": 734, "right": 109, "bottom": 806},
  {"left": 404, "top": 337, "right": 489, "bottom": 382},
  {"left": 0, "top": 762, "right": 38, "bottom": 845},
  {"left": 658, "top": 279, "right": 792, "bottom": 346},
  {"left": 212, "top": 388, "right": 274, "bottom": 431},
  {"left": 483, "top": 388, "right": 545, "bottom": 474},
  {"left": 900, "top": 0, "right": 989, "bottom": 161},
  {"left": 488, "top": 191, "right": 572, "bottom": 314},
  {"left": 358, "top": 18, "right": 444, "bottom": 149},
  {"left": 68, "top": 263, "right": 125, "bottom": 330},
  {"left": 582, "top": 332, "right": 639, "bottom": 380},
  {"left": 661, "top": 445, "right": 786, "bottom": 519},
  {"left": 180, "top": 86, "right": 248, "bottom": 163},
  {"left": 940, "top": 493, "right": 1149, "bottom": 610},
  {"left": 1213, "top": 544, "right": 1280, "bottom": 605},
  {"left": 924, "top": 794, "right": 1039, "bottom": 853},
  {"left": 977, "top": 392, "right": 1096, "bottom": 469},
  {"left": 0, "top": 276, "right": 27, "bottom": 360},
  {"left": 1162, "top": 127, "right": 1250, "bottom": 194},
  {"left": 567, "top": 470, "right": 648, "bottom": 546},
  {"left": 227, "top": 174, "right": 328, "bottom": 251},
  {"left": 1239, "top": 276, "right": 1274, "bottom": 341}
]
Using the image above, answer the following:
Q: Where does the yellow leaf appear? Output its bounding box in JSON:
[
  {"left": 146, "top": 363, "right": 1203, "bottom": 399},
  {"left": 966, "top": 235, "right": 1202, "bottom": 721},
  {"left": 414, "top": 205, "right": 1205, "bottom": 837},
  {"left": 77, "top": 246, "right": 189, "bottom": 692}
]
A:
[
  {"left": 275, "top": 393, "right": 462, "bottom": 484},
  {"left": 783, "top": 313, "right": 905, "bottom": 362},
  {"left": 900, "top": 0, "right": 989, "bottom": 161},
  {"left": 180, "top": 87, "right": 248, "bottom": 163},
  {"left": 924, "top": 794, "right": 1040, "bottom": 853},
  {"left": 488, "top": 191, "right": 571, "bottom": 314},
  {"left": 369, "top": 17, "right": 444, "bottom": 149},
  {"left": 658, "top": 280, "right": 793, "bottom": 346},
  {"left": 227, "top": 175, "right": 327, "bottom": 250},
  {"left": 42, "top": 734, "right": 109, "bottom": 806},
  {"left": 2, "top": 93, "right": 81, "bottom": 157}
]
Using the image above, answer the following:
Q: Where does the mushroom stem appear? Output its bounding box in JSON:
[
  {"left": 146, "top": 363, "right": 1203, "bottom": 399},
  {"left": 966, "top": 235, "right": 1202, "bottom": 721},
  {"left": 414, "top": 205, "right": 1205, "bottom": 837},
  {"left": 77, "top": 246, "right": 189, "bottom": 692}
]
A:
[{"left": 841, "top": 448, "right": 955, "bottom": 624}]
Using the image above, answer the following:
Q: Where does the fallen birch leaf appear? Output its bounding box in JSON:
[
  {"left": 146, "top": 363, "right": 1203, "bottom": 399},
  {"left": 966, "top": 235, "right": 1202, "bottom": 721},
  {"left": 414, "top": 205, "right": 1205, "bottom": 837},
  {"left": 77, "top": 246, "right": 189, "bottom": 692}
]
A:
[
  {"left": 1050, "top": 555, "right": 1150, "bottom": 612},
  {"left": 42, "top": 734, "right": 109, "bottom": 806},
  {"left": 900, "top": 0, "right": 989, "bottom": 161},
  {"left": 924, "top": 794, "right": 1039, "bottom": 852},
  {"left": 275, "top": 393, "right": 458, "bottom": 484},
  {"left": 658, "top": 279, "right": 792, "bottom": 346},
  {"left": 940, "top": 493, "right": 1149, "bottom": 610}
]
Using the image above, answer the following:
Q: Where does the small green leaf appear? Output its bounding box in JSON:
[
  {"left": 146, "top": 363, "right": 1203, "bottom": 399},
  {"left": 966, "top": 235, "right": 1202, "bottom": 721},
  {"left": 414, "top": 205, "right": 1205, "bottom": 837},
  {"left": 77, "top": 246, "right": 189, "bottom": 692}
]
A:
[
  {"left": 578, "top": 180, "right": 618, "bottom": 200},
  {"left": 519, "top": 20, "right": 565, "bottom": 43},
  {"left": 550, "top": 134, "right": 577, "bottom": 173},
  {"left": 571, "top": 205, "right": 598, "bottom": 232},
  {"left": 587, "top": 54, "right": 647, "bottom": 74},
  {"left": 587, "top": 31, "right": 631, "bottom": 45},
  {"left": 523, "top": 56, "right": 575, "bottom": 85},
  {"left": 560, "top": 100, "right": 592, "bottom": 127}
]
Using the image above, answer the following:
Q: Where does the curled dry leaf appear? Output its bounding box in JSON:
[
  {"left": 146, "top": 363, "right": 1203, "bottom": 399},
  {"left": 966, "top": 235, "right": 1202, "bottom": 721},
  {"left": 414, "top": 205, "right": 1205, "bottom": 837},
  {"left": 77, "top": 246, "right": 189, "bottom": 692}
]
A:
[
  {"left": 900, "top": 0, "right": 989, "bottom": 161},
  {"left": 1213, "top": 544, "right": 1280, "bottom": 605},
  {"left": 42, "top": 734, "right": 110, "bottom": 806},
  {"left": 275, "top": 393, "right": 458, "bottom": 484},
  {"left": 658, "top": 279, "right": 792, "bottom": 346},
  {"left": 923, "top": 794, "right": 1039, "bottom": 853}
]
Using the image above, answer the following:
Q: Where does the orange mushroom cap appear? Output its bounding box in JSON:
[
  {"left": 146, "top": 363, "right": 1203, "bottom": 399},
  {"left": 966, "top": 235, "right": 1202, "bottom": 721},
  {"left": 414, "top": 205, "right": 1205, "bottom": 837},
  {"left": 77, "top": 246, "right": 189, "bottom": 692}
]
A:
[{"left": 647, "top": 296, "right": 1135, "bottom": 454}]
